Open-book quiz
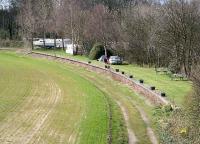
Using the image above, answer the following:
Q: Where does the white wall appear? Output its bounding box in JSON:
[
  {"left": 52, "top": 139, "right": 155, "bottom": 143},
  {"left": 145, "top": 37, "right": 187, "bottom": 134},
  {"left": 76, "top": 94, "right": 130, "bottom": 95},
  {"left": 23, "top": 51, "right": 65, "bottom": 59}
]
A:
[{"left": 65, "top": 44, "right": 74, "bottom": 55}]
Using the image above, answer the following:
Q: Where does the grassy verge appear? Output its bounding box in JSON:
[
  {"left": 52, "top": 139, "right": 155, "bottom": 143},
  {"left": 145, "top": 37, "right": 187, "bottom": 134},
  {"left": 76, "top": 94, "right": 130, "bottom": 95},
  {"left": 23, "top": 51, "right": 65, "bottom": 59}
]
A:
[
  {"left": 112, "top": 65, "right": 192, "bottom": 105},
  {"left": 34, "top": 49, "right": 192, "bottom": 106}
]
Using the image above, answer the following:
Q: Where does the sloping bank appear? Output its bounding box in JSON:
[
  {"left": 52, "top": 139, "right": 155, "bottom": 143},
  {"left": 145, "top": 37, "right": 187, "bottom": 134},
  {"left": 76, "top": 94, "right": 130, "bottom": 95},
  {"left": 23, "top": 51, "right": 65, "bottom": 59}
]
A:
[{"left": 29, "top": 51, "right": 169, "bottom": 106}]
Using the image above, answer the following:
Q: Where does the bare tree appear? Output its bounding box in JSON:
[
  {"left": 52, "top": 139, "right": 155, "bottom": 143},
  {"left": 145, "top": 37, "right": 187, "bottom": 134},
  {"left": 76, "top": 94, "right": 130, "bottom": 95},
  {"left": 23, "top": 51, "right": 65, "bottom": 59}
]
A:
[
  {"left": 18, "top": 0, "right": 36, "bottom": 50},
  {"left": 59, "top": 0, "right": 87, "bottom": 54},
  {"left": 84, "top": 4, "right": 120, "bottom": 57},
  {"left": 154, "top": 0, "right": 200, "bottom": 75}
]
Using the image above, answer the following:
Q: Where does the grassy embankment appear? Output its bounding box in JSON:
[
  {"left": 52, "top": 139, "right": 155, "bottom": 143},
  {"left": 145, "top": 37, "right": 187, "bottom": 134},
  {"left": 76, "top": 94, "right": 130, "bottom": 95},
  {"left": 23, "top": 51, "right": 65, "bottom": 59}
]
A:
[{"left": 35, "top": 49, "right": 192, "bottom": 106}]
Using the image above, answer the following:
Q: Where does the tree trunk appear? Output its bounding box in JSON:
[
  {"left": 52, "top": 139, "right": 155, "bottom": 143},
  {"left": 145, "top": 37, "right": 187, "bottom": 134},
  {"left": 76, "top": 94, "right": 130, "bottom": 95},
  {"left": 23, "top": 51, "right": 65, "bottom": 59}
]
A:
[
  {"left": 54, "top": 34, "right": 56, "bottom": 49},
  {"left": 62, "top": 38, "right": 65, "bottom": 51},
  {"left": 43, "top": 31, "right": 46, "bottom": 48},
  {"left": 31, "top": 33, "right": 34, "bottom": 51},
  {"left": 104, "top": 44, "right": 107, "bottom": 58}
]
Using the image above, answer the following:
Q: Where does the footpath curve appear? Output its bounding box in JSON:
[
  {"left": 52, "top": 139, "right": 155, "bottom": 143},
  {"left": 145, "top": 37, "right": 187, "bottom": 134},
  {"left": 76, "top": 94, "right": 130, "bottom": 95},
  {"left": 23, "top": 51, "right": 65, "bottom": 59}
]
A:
[{"left": 28, "top": 51, "right": 170, "bottom": 106}]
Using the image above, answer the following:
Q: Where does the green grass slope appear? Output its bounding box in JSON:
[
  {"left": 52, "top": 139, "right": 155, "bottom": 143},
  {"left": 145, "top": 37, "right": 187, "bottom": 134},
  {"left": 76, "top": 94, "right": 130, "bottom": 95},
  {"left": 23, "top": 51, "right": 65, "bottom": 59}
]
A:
[{"left": 112, "top": 65, "right": 192, "bottom": 105}]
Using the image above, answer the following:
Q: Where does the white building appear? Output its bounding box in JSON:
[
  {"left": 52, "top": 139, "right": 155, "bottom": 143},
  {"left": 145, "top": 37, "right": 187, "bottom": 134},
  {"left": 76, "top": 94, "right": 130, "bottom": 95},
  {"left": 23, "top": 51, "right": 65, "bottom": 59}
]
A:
[{"left": 65, "top": 44, "right": 80, "bottom": 55}]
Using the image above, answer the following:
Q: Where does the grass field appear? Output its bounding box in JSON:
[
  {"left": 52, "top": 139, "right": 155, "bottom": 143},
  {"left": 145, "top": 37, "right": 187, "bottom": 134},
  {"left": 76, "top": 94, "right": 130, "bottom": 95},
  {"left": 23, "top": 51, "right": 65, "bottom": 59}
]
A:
[
  {"left": 34, "top": 49, "right": 192, "bottom": 105},
  {"left": 0, "top": 51, "right": 162, "bottom": 144},
  {"left": 0, "top": 52, "right": 128, "bottom": 144}
]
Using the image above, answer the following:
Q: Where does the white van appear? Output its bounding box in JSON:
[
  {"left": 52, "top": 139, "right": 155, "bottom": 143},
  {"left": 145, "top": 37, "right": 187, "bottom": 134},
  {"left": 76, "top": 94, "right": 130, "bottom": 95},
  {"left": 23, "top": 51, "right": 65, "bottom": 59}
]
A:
[{"left": 33, "top": 38, "right": 71, "bottom": 48}]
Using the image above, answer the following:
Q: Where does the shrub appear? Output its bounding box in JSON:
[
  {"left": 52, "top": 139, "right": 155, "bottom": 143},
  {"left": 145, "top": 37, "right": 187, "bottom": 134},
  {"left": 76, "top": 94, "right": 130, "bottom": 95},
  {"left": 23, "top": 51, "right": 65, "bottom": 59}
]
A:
[
  {"left": 89, "top": 43, "right": 105, "bottom": 60},
  {"left": 89, "top": 43, "right": 113, "bottom": 60},
  {"left": 162, "top": 105, "right": 173, "bottom": 113}
]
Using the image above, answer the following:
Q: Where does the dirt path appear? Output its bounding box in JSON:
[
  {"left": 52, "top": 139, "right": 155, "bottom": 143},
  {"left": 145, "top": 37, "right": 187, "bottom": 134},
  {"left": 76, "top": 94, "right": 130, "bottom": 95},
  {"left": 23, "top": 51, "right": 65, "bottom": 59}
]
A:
[
  {"left": 0, "top": 81, "right": 61, "bottom": 144},
  {"left": 128, "top": 98, "right": 158, "bottom": 144},
  {"left": 137, "top": 107, "right": 158, "bottom": 144},
  {"left": 117, "top": 101, "right": 138, "bottom": 144}
]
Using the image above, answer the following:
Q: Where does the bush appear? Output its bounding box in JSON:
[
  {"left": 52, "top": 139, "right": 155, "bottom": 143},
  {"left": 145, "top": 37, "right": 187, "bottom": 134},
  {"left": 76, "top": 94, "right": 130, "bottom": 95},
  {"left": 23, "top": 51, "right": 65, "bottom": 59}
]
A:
[
  {"left": 162, "top": 105, "right": 173, "bottom": 113},
  {"left": 89, "top": 43, "right": 104, "bottom": 60},
  {"left": 89, "top": 43, "right": 113, "bottom": 60}
]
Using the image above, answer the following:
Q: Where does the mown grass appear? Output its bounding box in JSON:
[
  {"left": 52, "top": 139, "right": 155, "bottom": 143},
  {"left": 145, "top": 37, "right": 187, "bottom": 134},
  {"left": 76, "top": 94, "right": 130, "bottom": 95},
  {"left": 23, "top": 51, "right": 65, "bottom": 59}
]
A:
[
  {"left": 112, "top": 65, "right": 192, "bottom": 105},
  {"left": 63, "top": 63, "right": 157, "bottom": 144},
  {"left": 35, "top": 49, "right": 192, "bottom": 106},
  {"left": 0, "top": 51, "right": 128, "bottom": 144},
  {"left": 0, "top": 53, "right": 37, "bottom": 121}
]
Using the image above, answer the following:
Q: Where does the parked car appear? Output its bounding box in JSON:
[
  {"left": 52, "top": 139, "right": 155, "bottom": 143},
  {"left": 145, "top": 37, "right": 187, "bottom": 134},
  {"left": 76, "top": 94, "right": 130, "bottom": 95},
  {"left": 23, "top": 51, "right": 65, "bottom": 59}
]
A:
[{"left": 109, "top": 56, "right": 122, "bottom": 65}]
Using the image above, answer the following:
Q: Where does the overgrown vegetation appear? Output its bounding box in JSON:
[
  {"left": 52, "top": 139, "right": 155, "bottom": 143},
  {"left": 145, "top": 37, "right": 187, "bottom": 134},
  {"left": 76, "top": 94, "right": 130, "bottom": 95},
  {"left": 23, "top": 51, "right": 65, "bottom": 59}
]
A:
[{"left": 155, "top": 66, "right": 200, "bottom": 144}]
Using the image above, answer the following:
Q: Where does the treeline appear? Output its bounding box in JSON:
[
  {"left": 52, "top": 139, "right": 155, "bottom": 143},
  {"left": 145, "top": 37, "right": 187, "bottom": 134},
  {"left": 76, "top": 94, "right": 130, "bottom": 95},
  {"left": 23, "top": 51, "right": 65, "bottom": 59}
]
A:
[
  {"left": 1, "top": 0, "right": 200, "bottom": 75},
  {"left": 0, "top": 0, "right": 19, "bottom": 40},
  {"left": 1, "top": 0, "right": 199, "bottom": 143}
]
